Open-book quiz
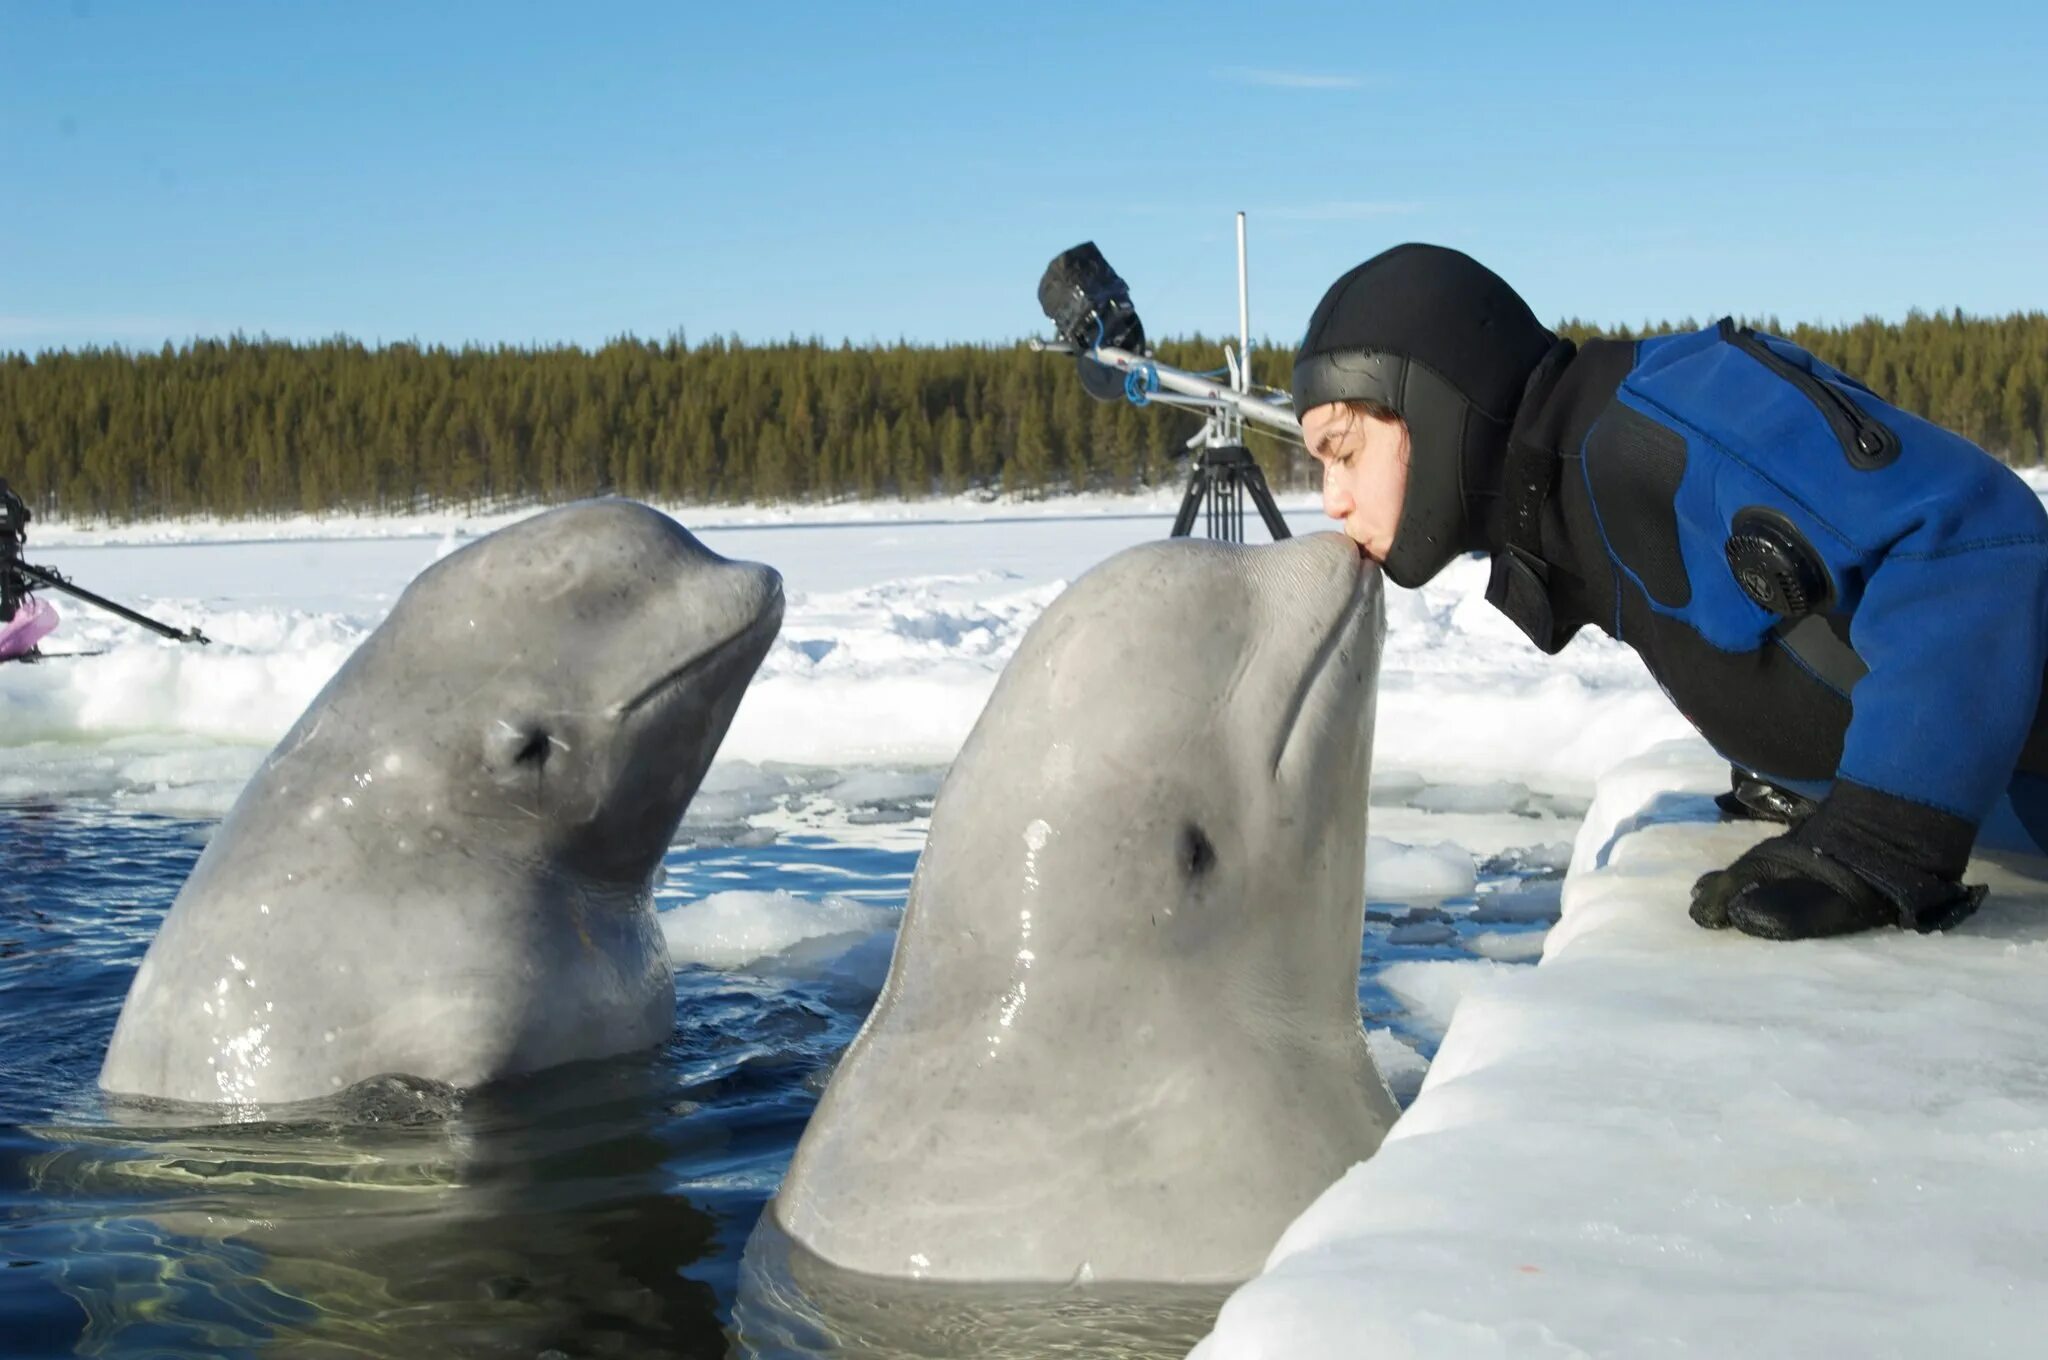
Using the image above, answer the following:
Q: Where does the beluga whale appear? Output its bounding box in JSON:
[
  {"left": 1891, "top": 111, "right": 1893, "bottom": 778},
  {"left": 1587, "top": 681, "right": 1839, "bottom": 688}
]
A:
[
  {"left": 769, "top": 530, "right": 1398, "bottom": 1285},
  {"left": 100, "top": 499, "right": 783, "bottom": 1111}
]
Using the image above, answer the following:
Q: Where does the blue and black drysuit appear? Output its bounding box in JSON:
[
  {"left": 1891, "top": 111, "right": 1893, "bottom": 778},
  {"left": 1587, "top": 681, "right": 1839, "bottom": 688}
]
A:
[{"left": 1491, "top": 322, "right": 2048, "bottom": 929}]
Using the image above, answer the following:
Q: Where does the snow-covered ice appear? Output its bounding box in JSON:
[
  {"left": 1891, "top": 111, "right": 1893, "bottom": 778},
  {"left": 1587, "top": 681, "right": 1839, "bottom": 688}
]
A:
[{"left": 1196, "top": 740, "right": 2048, "bottom": 1359}]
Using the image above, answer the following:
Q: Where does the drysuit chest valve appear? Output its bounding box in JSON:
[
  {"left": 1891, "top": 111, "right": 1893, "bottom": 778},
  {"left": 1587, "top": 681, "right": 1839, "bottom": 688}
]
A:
[{"left": 1724, "top": 509, "right": 1830, "bottom": 617}]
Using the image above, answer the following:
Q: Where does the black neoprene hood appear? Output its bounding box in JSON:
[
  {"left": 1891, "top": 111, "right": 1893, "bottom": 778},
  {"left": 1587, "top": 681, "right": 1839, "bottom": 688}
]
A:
[{"left": 1295, "top": 243, "right": 1556, "bottom": 587}]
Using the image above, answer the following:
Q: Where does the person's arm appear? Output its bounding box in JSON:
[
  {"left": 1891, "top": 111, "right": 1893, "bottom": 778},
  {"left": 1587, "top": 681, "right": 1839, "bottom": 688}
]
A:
[{"left": 1696, "top": 470, "right": 2048, "bottom": 937}]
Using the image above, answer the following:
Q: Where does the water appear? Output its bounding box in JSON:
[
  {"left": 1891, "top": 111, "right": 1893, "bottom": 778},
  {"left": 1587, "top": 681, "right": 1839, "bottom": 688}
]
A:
[{"left": 0, "top": 774, "right": 1572, "bottom": 1359}]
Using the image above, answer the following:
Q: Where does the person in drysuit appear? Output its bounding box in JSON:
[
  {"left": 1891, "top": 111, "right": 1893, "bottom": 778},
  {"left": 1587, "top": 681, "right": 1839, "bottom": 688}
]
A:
[
  {"left": 1295, "top": 243, "right": 2048, "bottom": 941},
  {"left": 0, "top": 477, "right": 29, "bottom": 624}
]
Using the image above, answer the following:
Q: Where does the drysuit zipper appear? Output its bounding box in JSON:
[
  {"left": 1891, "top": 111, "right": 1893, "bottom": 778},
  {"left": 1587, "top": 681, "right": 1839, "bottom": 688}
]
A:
[{"left": 1718, "top": 319, "right": 1900, "bottom": 469}]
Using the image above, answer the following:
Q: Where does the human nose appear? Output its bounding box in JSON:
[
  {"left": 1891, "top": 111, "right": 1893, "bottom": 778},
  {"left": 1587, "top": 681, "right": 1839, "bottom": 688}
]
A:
[{"left": 1320, "top": 463, "right": 1351, "bottom": 521}]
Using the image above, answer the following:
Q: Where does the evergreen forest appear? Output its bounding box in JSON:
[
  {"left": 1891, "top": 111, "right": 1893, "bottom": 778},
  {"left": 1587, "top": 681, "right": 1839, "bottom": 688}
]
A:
[{"left": 2, "top": 311, "right": 2043, "bottom": 522}]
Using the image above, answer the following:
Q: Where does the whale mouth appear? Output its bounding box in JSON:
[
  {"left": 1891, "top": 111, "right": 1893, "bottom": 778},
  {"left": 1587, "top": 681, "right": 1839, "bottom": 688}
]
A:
[{"left": 615, "top": 603, "right": 782, "bottom": 719}]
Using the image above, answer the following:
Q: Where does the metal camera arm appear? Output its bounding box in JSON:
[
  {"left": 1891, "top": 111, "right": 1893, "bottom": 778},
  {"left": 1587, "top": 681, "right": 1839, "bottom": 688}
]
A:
[
  {"left": 1025, "top": 339, "right": 1302, "bottom": 437},
  {"left": 12, "top": 559, "right": 211, "bottom": 645},
  {"left": 1032, "top": 215, "right": 1301, "bottom": 543}
]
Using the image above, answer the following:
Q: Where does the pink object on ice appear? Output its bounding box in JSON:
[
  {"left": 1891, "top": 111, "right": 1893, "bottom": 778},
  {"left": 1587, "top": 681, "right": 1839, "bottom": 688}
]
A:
[{"left": 0, "top": 595, "right": 59, "bottom": 661}]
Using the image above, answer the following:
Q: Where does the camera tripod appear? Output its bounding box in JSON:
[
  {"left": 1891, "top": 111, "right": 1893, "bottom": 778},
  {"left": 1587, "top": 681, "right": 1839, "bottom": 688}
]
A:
[{"left": 1169, "top": 443, "right": 1291, "bottom": 543}]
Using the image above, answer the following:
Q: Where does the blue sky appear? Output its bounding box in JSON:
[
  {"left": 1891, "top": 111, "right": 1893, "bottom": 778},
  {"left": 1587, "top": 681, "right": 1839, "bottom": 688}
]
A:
[{"left": 3, "top": 1, "right": 2044, "bottom": 353}]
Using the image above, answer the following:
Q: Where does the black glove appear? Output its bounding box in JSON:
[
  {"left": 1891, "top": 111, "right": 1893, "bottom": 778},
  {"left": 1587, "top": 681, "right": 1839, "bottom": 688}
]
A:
[
  {"left": 1691, "top": 780, "right": 1987, "bottom": 940},
  {"left": 1690, "top": 835, "right": 1984, "bottom": 939}
]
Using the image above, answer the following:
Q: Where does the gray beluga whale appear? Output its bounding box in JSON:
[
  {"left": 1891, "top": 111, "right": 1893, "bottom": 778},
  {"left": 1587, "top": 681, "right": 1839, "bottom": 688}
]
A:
[
  {"left": 769, "top": 529, "right": 1399, "bottom": 1286},
  {"left": 100, "top": 499, "right": 783, "bottom": 1110}
]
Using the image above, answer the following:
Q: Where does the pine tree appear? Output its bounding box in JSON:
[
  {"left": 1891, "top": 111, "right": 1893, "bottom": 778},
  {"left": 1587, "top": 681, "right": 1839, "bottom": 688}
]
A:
[
  {"left": 1009, "top": 397, "right": 1052, "bottom": 495},
  {"left": 937, "top": 409, "right": 967, "bottom": 495}
]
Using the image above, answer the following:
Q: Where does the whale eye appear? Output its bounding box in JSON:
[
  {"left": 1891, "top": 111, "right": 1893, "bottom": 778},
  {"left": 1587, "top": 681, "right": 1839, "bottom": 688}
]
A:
[
  {"left": 484, "top": 720, "right": 554, "bottom": 775},
  {"left": 1179, "top": 823, "right": 1216, "bottom": 877}
]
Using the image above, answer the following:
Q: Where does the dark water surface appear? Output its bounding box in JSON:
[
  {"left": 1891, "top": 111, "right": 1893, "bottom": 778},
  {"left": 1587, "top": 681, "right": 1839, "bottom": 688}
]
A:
[{"left": 0, "top": 788, "right": 1564, "bottom": 1359}]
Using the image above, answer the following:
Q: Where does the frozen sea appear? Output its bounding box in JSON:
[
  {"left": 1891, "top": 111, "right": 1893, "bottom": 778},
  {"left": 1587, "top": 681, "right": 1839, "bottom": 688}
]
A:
[{"left": 9, "top": 486, "right": 2044, "bottom": 1356}]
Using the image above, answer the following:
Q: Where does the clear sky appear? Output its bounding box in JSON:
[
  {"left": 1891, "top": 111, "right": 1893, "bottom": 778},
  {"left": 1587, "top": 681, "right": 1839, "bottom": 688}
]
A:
[{"left": 4, "top": 1, "right": 2044, "bottom": 354}]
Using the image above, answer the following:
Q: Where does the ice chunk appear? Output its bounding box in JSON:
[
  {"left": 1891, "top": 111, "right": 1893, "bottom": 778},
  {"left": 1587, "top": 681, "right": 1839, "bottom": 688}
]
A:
[
  {"left": 660, "top": 891, "right": 898, "bottom": 970},
  {"left": 1365, "top": 1028, "right": 1429, "bottom": 1106},
  {"left": 1366, "top": 767, "right": 1428, "bottom": 806},
  {"left": 1477, "top": 841, "right": 1575, "bottom": 878},
  {"left": 1405, "top": 779, "right": 1543, "bottom": 816},
  {"left": 1466, "top": 929, "right": 1548, "bottom": 962},
  {"left": 1374, "top": 958, "right": 1517, "bottom": 1039},
  {"left": 820, "top": 768, "right": 943, "bottom": 807},
  {"left": 1364, "top": 837, "right": 1477, "bottom": 901},
  {"left": 1384, "top": 920, "right": 1458, "bottom": 947},
  {"left": 1466, "top": 880, "right": 1563, "bottom": 924}
]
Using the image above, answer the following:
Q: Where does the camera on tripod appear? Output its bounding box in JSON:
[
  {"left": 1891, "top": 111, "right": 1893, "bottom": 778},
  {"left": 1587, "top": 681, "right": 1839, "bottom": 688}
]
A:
[{"left": 1030, "top": 216, "right": 1300, "bottom": 543}]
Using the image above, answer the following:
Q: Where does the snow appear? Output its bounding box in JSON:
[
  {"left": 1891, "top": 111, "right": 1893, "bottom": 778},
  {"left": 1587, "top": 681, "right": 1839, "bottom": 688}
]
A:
[
  {"left": 1195, "top": 739, "right": 2048, "bottom": 1359},
  {"left": 0, "top": 495, "right": 1688, "bottom": 814},
  {"left": 23, "top": 484, "right": 1299, "bottom": 548},
  {"left": 27, "top": 466, "right": 2048, "bottom": 550}
]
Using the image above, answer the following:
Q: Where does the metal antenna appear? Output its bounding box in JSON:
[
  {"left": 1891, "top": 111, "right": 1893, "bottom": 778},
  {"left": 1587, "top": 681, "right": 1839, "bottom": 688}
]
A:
[
  {"left": 1236, "top": 210, "right": 1251, "bottom": 398},
  {"left": 1168, "top": 210, "right": 1288, "bottom": 543}
]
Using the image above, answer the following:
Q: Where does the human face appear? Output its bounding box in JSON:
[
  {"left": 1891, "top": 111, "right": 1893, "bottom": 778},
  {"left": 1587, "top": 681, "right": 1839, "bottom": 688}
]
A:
[{"left": 1299, "top": 402, "right": 1410, "bottom": 562}]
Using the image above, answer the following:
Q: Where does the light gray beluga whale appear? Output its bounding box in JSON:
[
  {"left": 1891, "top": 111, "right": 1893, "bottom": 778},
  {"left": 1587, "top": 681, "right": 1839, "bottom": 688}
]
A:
[
  {"left": 100, "top": 500, "right": 783, "bottom": 1111},
  {"left": 769, "top": 530, "right": 1399, "bottom": 1286}
]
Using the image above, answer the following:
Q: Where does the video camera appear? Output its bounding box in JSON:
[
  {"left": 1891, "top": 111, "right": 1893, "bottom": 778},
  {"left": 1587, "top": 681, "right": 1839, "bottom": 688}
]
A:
[
  {"left": 1031, "top": 217, "right": 1300, "bottom": 543},
  {"left": 1038, "top": 242, "right": 1146, "bottom": 356},
  {"left": 0, "top": 475, "right": 210, "bottom": 651}
]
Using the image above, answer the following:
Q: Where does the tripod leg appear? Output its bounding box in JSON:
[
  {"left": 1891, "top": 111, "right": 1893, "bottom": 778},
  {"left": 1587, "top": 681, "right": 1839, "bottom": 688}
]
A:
[
  {"left": 1243, "top": 463, "right": 1293, "bottom": 542},
  {"left": 1171, "top": 467, "right": 1206, "bottom": 538}
]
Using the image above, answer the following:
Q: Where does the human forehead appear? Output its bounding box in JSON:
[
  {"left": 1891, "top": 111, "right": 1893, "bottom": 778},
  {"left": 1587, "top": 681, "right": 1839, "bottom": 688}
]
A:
[{"left": 1300, "top": 402, "right": 1366, "bottom": 459}]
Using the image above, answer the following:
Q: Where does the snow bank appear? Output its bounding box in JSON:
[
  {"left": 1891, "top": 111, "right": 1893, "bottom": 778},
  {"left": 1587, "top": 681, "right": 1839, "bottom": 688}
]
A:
[
  {"left": 39, "top": 468, "right": 2048, "bottom": 549},
  {"left": 1196, "top": 739, "right": 2048, "bottom": 1359},
  {"left": 2, "top": 510, "right": 1693, "bottom": 817},
  {"left": 25, "top": 485, "right": 1327, "bottom": 548}
]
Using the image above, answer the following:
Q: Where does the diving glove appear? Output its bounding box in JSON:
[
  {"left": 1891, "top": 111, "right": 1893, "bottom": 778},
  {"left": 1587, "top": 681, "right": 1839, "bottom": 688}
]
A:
[{"left": 1691, "top": 834, "right": 1985, "bottom": 940}]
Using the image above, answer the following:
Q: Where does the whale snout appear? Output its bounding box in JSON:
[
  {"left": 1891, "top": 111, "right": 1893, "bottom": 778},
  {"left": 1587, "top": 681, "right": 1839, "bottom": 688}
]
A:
[
  {"left": 1261, "top": 533, "right": 1383, "bottom": 781},
  {"left": 1276, "top": 529, "right": 1379, "bottom": 601},
  {"left": 1248, "top": 531, "right": 1382, "bottom": 669},
  {"left": 726, "top": 561, "right": 786, "bottom": 640},
  {"left": 611, "top": 566, "right": 782, "bottom": 728}
]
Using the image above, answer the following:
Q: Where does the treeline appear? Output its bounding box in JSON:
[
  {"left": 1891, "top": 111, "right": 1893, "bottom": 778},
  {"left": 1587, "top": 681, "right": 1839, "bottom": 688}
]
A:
[
  {"left": 2, "top": 312, "right": 2043, "bottom": 522},
  {"left": 1556, "top": 311, "right": 2048, "bottom": 458}
]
